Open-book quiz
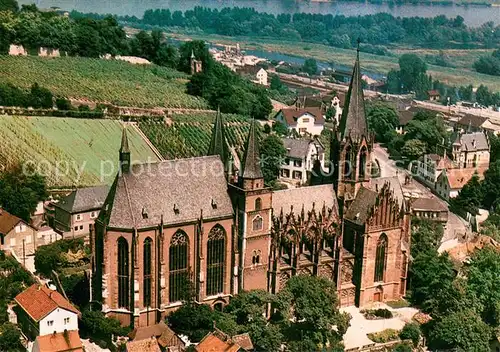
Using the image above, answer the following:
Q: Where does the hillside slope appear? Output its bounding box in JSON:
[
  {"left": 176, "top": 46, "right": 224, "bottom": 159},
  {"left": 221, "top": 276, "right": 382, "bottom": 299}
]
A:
[
  {"left": 0, "top": 56, "right": 209, "bottom": 109},
  {"left": 0, "top": 116, "right": 159, "bottom": 187}
]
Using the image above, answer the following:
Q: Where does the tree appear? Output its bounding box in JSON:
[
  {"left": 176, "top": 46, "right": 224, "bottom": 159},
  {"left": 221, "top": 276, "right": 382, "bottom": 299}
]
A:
[
  {"left": 0, "top": 164, "right": 47, "bottom": 221},
  {"left": 450, "top": 174, "right": 483, "bottom": 216},
  {"left": 166, "top": 303, "right": 216, "bottom": 342},
  {"left": 458, "top": 84, "right": 474, "bottom": 101},
  {"left": 398, "top": 54, "right": 429, "bottom": 96},
  {"left": 276, "top": 276, "right": 350, "bottom": 350},
  {"left": 55, "top": 97, "right": 72, "bottom": 111},
  {"left": 465, "top": 246, "right": 500, "bottom": 326},
  {"left": 366, "top": 103, "right": 399, "bottom": 143},
  {"left": 426, "top": 309, "right": 491, "bottom": 352},
  {"left": 272, "top": 121, "right": 288, "bottom": 136},
  {"left": 29, "top": 83, "right": 53, "bottom": 109},
  {"left": 489, "top": 133, "right": 500, "bottom": 163},
  {"left": 0, "top": 323, "right": 23, "bottom": 352},
  {"left": 302, "top": 58, "right": 318, "bottom": 76},
  {"left": 80, "top": 310, "right": 130, "bottom": 346},
  {"left": 178, "top": 40, "right": 213, "bottom": 74},
  {"left": 260, "top": 135, "right": 287, "bottom": 185},
  {"left": 473, "top": 55, "right": 500, "bottom": 76},
  {"left": 401, "top": 139, "right": 426, "bottom": 161},
  {"left": 411, "top": 219, "right": 444, "bottom": 257},
  {"left": 409, "top": 250, "right": 456, "bottom": 314},
  {"left": 399, "top": 323, "right": 421, "bottom": 347},
  {"left": 0, "top": 0, "right": 18, "bottom": 12},
  {"left": 403, "top": 111, "right": 447, "bottom": 154},
  {"left": 481, "top": 160, "right": 500, "bottom": 209}
]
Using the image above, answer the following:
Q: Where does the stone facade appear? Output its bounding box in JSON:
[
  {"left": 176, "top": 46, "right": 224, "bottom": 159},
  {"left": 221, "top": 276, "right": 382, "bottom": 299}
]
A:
[{"left": 91, "top": 51, "right": 411, "bottom": 329}]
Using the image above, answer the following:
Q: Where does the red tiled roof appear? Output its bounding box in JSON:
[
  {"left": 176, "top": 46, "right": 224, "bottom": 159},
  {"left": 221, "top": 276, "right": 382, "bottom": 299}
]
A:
[
  {"left": 195, "top": 334, "right": 240, "bottom": 352},
  {"left": 126, "top": 337, "right": 161, "bottom": 352},
  {"left": 428, "top": 90, "right": 440, "bottom": 96},
  {"left": 0, "top": 209, "right": 24, "bottom": 235},
  {"left": 442, "top": 167, "right": 486, "bottom": 189},
  {"left": 278, "top": 107, "right": 324, "bottom": 126},
  {"left": 35, "top": 330, "right": 83, "bottom": 352},
  {"left": 15, "top": 284, "right": 80, "bottom": 322}
]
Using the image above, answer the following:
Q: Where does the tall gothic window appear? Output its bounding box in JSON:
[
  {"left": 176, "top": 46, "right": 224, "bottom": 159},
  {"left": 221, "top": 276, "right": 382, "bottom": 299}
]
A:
[
  {"left": 143, "top": 237, "right": 152, "bottom": 307},
  {"left": 374, "top": 234, "right": 388, "bottom": 282},
  {"left": 206, "top": 225, "right": 226, "bottom": 296},
  {"left": 344, "top": 146, "right": 352, "bottom": 180},
  {"left": 359, "top": 147, "right": 368, "bottom": 179},
  {"left": 255, "top": 198, "right": 262, "bottom": 210},
  {"left": 117, "top": 237, "right": 129, "bottom": 309},
  {"left": 169, "top": 231, "right": 189, "bottom": 303},
  {"left": 252, "top": 215, "right": 263, "bottom": 231}
]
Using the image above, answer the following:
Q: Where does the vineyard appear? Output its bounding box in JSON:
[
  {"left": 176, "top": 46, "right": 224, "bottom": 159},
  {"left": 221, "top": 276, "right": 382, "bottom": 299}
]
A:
[
  {"left": 0, "top": 56, "right": 209, "bottom": 109},
  {"left": 0, "top": 116, "right": 159, "bottom": 187},
  {"left": 140, "top": 113, "right": 262, "bottom": 160}
]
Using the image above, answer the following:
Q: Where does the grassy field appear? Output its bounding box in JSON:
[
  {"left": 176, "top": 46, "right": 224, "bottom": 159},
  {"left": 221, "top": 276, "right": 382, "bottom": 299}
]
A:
[
  {"left": 0, "top": 116, "right": 159, "bottom": 187},
  {"left": 140, "top": 113, "right": 260, "bottom": 160},
  {"left": 166, "top": 32, "right": 500, "bottom": 92},
  {"left": 0, "top": 56, "right": 209, "bottom": 109}
]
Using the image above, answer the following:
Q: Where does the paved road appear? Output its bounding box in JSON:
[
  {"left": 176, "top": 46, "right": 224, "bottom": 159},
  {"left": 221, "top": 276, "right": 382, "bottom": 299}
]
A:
[{"left": 373, "top": 144, "right": 469, "bottom": 243}]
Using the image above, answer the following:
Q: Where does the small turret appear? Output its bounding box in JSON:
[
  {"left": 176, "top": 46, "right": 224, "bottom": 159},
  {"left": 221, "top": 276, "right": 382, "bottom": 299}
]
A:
[{"left": 119, "top": 126, "right": 131, "bottom": 174}]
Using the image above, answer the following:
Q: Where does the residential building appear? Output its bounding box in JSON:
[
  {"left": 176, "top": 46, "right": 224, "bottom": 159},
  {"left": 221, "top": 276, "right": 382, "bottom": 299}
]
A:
[
  {"left": 33, "top": 330, "right": 83, "bottom": 352},
  {"left": 294, "top": 93, "right": 345, "bottom": 125},
  {"left": 52, "top": 185, "right": 109, "bottom": 238},
  {"left": 0, "top": 208, "right": 37, "bottom": 256},
  {"left": 395, "top": 110, "right": 414, "bottom": 135},
  {"left": 196, "top": 330, "right": 253, "bottom": 352},
  {"left": 128, "top": 321, "right": 185, "bottom": 352},
  {"left": 273, "top": 107, "right": 325, "bottom": 135},
  {"left": 126, "top": 337, "right": 162, "bottom": 352},
  {"left": 436, "top": 168, "right": 486, "bottom": 201},
  {"left": 236, "top": 66, "right": 268, "bottom": 86},
  {"left": 14, "top": 284, "right": 80, "bottom": 340},
  {"left": 452, "top": 132, "right": 490, "bottom": 169},
  {"left": 411, "top": 197, "right": 449, "bottom": 223},
  {"left": 427, "top": 90, "right": 441, "bottom": 102},
  {"left": 456, "top": 114, "right": 490, "bottom": 134},
  {"left": 414, "top": 154, "right": 454, "bottom": 188},
  {"left": 280, "top": 138, "right": 325, "bottom": 185},
  {"left": 90, "top": 50, "right": 411, "bottom": 328}
]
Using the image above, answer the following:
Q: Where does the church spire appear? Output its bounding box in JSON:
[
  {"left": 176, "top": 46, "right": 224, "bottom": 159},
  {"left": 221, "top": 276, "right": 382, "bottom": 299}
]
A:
[
  {"left": 339, "top": 39, "right": 368, "bottom": 140},
  {"left": 241, "top": 120, "right": 263, "bottom": 180},
  {"left": 208, "top": 108, "right": 229, "bottom": 166},
  {"left": 119, "top": 126, "right": 131, "bottom": 174}
]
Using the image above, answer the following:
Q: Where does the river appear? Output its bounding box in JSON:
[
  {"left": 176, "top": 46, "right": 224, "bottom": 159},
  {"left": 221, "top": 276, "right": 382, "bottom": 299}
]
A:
[{"left": 19, "top": 0, "right": 500, "bottom": 27}]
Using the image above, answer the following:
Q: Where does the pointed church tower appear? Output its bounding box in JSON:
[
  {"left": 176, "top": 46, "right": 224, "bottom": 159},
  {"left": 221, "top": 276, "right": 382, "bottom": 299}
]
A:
[
  {"left": 119, "top": 126, "right": 131, "bottom": 174},
  {"left": 208, "top": 109, "right": 230, "bottom": 177},
  {"left": 230, "top": 120, "right": 271, "bottom": 293},
  {"left": 331, "top": 41, "right": 373, "bottom": 207},
  {"left": 240, "top": 120, "right": 264, "bottom": 190}
]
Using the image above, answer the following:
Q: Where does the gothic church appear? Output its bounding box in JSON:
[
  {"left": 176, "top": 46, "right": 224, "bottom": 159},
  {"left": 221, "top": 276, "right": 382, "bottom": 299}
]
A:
[{"left": 91, "top": 50, "right": 411, "bottom": 327}]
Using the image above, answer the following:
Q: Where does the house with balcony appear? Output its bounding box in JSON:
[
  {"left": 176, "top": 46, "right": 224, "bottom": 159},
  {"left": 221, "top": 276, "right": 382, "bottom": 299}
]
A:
[
  {"left": 52, "top": 185, "right": 109, "bottom": 239},
  {"left": 274, "top": 107, "right": 325, "bottom": 136},
  {"left": 279, "top": 138, "right": 325, "bottom": 185}
]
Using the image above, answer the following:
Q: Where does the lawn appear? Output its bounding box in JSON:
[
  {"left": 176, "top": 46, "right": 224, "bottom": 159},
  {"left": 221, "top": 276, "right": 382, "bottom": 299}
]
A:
[
  {"left": 0, "top": 56, "right": 209, "bottom": 109},
  {"left": 0, "top": 116, "right": 159, "bottom": 187}
]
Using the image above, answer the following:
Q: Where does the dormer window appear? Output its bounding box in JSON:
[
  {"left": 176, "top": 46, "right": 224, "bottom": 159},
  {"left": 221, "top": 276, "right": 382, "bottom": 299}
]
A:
[
  {"left": 142, "top": 207, "right": 148, "bottom": 219},
  {"left": 211, "top": 199, "right": 217, "bottom": 209},
  {"left": 173, "top": 204, "right": 180, "bottom": 215}
]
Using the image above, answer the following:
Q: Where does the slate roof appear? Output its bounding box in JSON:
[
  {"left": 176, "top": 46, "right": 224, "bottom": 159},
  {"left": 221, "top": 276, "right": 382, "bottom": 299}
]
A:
[
  {"left": 105, "top": 156, "right": 233, "bottom": 229},
  {"left": 15, "top": 284, "right": 80, "bottom": 322},
  {"left": 35, "top": 330, "right": 83, "bottom": 352},
  {"left": 55, "top": 185, "right": 110, "bottom": 214},
  {"left": 241, "top": 121, "right": 263, "bottom": 179},
  {"left": 412, "top": 197, "right": 448, "bottom": 212},
  {"left": 457, "top": 114, "right": 488, "bottom": 129},
  {"left": 339, "top": 50, "right": 368, "bottom": 139},
  {"left": 0, "top": 209, "right": 25, "bottom": 235},
  {"left": 453, "top": 132, "right": 489, "bottom": 152},
  {"left": 272, "top": 184, "right": 339, "bottom": 216},
  {"left": 278, "top": 107, "right": 324, "bottom": 126},
  {"left": 344, "top": 187, "right": 378, "bottom": 225},
  {"left": 282, "top": 138, "right": 311, "bottom": 159}
]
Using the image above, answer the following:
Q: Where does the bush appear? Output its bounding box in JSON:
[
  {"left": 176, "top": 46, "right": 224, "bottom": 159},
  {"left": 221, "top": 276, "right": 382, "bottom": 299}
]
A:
[
  {"left": 367, "top": 328, "right": 400, "bottom": 343},
  {"left": 399, "top": 322, "right": 421, "bottom": 346},
  {"left": 362, "top": 308, "right": 393, "bottom": 320},
  {"left": 55, "top": 98, "right": 73, "bottom": 111},
  {"left": 392, "top": 342, "right": 413, "bottom": 352},
  {"left": 34, "top": 239, "right": 86, "bottom": 277},
  {"left": 80, "top": 310, "right": 130, "bottom": 344}
]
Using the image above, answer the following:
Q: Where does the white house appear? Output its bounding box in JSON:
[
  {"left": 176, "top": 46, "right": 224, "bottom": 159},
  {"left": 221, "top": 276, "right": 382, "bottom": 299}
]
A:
[
  {"left": 412, "top": 154, "right": 455, "bottom": 189},
  {"left": 274, "top": 108, "right": 325, "bottom": 136},
  {"left": 15, "top": 284, "right": 80, "bottom": 340},
  {"left": 436, "top": 168, "right": 486, "bottom": 201},
  {"left": 236, "top": 66, "right": 268, "bottom": 86},
  {"left": 280, "top": 138, "right": 326, "bottom": 185}
]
